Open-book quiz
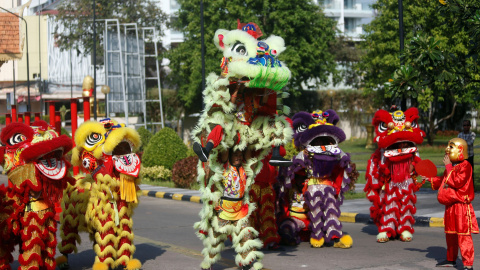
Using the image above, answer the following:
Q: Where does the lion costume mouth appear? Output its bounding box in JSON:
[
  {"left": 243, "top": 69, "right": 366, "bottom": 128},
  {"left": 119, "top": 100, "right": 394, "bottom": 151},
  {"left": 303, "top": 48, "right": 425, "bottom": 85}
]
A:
[
  {"left": 34, "top": 150, "right": 67, "bottom": 180},
  {"left": 112, "top": 140, "right": 140, "bottom": 177},
  {"left": 305, "top": 135, "right": 341, "bottom": 156},
  {"left": 384, "top": 141, "right": 417, "bottom": 158}
]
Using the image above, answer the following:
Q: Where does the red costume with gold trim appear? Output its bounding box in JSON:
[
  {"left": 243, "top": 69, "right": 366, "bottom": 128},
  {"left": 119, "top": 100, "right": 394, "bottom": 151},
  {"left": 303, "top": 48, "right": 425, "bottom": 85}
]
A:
[
  {"left": 364, "top": 107, "right": 426, "bottom": 243},
  {"left": 249, "top": 152, "right": 283, "bottom": 248},
  {"left": 430, "top": 138, "right": 478, "bottom": 267},
  {"left": 0, "top": 121, "right": 74, "bottom": 270}
]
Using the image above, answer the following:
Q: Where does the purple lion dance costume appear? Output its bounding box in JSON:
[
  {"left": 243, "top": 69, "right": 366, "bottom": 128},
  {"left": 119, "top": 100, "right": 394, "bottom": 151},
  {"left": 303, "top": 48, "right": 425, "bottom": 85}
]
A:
[{"left": 279, "top": 110, "right": 357, "bottom": 248}]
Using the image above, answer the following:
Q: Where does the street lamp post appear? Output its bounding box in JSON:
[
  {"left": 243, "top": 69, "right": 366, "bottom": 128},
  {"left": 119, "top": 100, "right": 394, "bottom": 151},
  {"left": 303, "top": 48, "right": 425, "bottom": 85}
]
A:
[
  {"left": 0, "top": 7, "right": 31, "bottom": 112},
  {"left": 398, "top": 0, "right": 407, "bottom": 109},
  {"left": 200, "top": 0, "right": 205, "bottom": 110},
  {"left": 92, "top": 0, "right": 97, "bottom": 120}
]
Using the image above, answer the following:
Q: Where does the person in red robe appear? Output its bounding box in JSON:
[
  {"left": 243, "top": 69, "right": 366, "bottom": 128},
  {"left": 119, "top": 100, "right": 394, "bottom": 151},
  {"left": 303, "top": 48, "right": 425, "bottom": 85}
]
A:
[{"left": 429, "top": 138, "right": 478, "bottom": 270}]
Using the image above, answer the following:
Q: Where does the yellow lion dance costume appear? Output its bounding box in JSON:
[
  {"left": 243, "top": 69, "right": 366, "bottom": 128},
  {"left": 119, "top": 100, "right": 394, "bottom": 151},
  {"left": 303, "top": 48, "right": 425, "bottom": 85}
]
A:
[{"left": 56, "top": 119, "right": 142, "bottom": 270}]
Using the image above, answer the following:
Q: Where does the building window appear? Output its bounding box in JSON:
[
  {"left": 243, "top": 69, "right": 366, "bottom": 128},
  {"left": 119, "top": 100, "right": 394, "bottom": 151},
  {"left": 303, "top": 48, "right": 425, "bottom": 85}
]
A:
[
  {"left": 170, "top": 0, "right": 180, "bottom": 11},
  {"left": 344, "top": 18, "right": 355, "bottom": 33},
  {"left": 344, "top": 0, "right": 354, "bottom": 9}
]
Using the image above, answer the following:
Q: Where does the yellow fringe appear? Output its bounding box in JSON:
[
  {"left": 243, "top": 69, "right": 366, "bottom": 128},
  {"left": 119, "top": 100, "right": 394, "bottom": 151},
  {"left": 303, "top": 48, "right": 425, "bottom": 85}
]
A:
[{"left": 120, "top": 174, "right": 138, "bottom": 203}]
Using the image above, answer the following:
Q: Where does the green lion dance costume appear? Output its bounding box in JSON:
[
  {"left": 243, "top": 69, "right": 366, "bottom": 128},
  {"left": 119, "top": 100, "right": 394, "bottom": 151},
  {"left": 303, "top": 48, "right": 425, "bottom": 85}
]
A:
[
  {"left": 56, "top": 119, "right": 142, "bottom": 270},
  {"left": 192, "top": 21, "right": 293, "bottom": 270}
]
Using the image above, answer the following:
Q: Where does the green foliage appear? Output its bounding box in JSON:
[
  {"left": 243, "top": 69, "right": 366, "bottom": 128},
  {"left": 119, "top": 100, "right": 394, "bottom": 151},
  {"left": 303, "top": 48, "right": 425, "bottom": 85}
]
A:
[
  {"left": 172, "top": 156, "right": 199, "bottom": 189},
  {"left": 166, "top": 0, "right": 338, "bottom": 113},
  {"left": 360, "top": 0, "right": 480, "bottom": 144},
  {"left": 358, "top": 0, "right": 469, "bottom": 105},
  {"left": 186, "top": 146, "right": 197, "bottom": 158},
  {"left": 136, "top": 126, "right": 153, "bottom": 152},
  {"left": 53, "top": 0, "right": 168, "bottom": 57},
  {"left": 61, "top": 127, "right": 71, "bottom": 138},
  {"left": 142, "top": 127, "right": 188, "bottom": 169},
  {"left": 140, "top": 165, "right": 172, "bottom": 182},
  {"left": 0, "top": 116, "right": 5, "bottom": 125}
]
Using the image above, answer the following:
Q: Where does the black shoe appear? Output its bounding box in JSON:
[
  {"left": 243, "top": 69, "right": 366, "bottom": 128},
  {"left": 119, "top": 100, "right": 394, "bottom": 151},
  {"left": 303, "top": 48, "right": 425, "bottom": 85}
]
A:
[
  {"left": 242, "top": 264, "right": 252, "bottom": 270},
  {"left": 435, "top": 260, "right": 456, "bottom": 267},
  {"left": 193, "top": 142, "right": 209, "bottom": 162},
  {"left": 464, "top": 267, "right": 473, "bottom": 270}
]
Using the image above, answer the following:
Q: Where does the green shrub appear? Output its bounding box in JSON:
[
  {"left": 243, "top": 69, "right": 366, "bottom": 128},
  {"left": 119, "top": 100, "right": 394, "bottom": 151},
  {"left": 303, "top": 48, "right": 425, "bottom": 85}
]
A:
[
  {"left": 186, "top": 145, "right": 196, "bottom": 157},
  {"left": 172, "top": 156, "right": 198, "bottom": 189},
  {"left": 137, "top": 126, "right": 153, "bottom": 152},
  {"left": 140, "top": 165, "right": 172, "bottom": 182},
  {"left": 0, "top": 116, "right": 5, "bottom": 125},
  {"left": 142, "top": 127, "right": 188, "bottom": 169},
  {"left": 61, "top": 127, "right": 71, "bottom": 138}
]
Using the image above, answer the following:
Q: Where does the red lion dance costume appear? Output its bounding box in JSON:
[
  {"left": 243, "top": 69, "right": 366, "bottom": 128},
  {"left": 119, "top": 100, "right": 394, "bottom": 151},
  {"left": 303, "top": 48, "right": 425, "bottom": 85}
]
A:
[
  {"left": 364, "top": 107, "right": 426, "bottom": 243},
  {"left": 0, "top": 121, "right": 74, "bottom": 269}
]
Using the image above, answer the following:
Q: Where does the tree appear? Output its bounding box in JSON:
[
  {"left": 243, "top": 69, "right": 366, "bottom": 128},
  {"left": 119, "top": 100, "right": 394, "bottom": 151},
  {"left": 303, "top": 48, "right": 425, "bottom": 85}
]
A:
[
  {"left": 379, "top": 1, "right": 480, "bottom": 144},
  {"left": 165, "top": 0, "right": 339, "bottom": 114},
  {"left": 384, "top": 34, "right": 462, "bottom": 145},
  {"left": 53, "top": 0, "right": 168, "bottom": 56},
  {"left": 359, "top": 0, "right": 480, "bottom": 144},
  {"left": 357, "top": 0, "right": 469, "bottom": 105}
]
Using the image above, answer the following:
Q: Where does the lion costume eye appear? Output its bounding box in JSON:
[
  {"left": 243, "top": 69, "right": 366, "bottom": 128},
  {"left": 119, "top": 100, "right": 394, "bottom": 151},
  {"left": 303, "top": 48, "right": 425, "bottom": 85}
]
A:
[
  {"left": 411, "top": 121, "right": 418, "bottom": 128},
  {"left": 231, "top": 42, "right": 248, "bottom": 56},
  {"left": 296, "top": 124, "right": 307, "bottom": 133},
  {"left": 86, "top": 133, "right": 103, "bottom": 147},
  {"left": 8, "top": 133, "right": 27, "bottom": 146},
  {"left": 378, "top": 122, "right": 388, "bottom": 133}
]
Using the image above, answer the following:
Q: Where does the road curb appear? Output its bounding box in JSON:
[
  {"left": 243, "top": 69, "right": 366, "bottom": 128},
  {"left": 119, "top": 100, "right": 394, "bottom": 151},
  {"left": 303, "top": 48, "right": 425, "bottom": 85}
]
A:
[
  {"left": 140, "top": 189, "right": 450, "bottom": 228},
  {"left": 141, "top": 190, "right": 203, "bottom": 204}
]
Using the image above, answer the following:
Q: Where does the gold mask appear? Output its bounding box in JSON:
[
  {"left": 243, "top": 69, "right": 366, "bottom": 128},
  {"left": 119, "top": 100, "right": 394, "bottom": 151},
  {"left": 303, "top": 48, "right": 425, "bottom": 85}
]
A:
[{"left": 445, "top": 138, "right": 468, "bottom": 163}]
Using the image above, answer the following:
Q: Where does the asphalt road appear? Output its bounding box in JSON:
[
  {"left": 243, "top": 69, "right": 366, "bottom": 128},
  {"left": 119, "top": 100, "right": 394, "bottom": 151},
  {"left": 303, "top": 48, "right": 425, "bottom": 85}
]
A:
[{"left": 2, "top": 194, "right": 480, "bottom": 270}]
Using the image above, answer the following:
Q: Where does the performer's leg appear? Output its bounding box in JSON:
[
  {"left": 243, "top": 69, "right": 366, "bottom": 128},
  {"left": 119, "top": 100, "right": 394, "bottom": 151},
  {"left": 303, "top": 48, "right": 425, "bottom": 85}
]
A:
[
  {"left": 304, "top": 185, "right": 325, "bottom": 247},
  {"left": 200, "top": 217, "right": 228, "bottom": 269},
  {"left": 231, "top": 220, "right": 264, "bottom": 270},
  {"left": 194, "top": 125, "right": 224, "bottom": 162},
  {"left": 58, "top": 188, "right": 84, "bottom": 257},
  {"left": 115, "top": 201, "right": 141, "bottom": 270},
  {"left": 248, "top": 183, "right": 261, "bottom": 241},
  {"left": 378, "top": 188, "right": 399, "bottom": 242},
  {"left": 19, "top": 210, "right": 55, "bottom": 270},
  {"left": 92, "top": 202, "right": 116, "bottom": 268},
  {"left": 258, "top": 185, "right": 280, "bottom": 248},
  {"left": 398, "top": 181, "right": 416, "bottom": 242},
  {"left": 42, "top": 211, "right": 58, "bottom": 270},
  {"left": 458, "top": 234, "right": 474, "bottom": 267},
  {"left": 446, "top": 233, "right": 459, "bottom": 262},
  {"left": 322, "top": 187, "right": 343, "bottom": 242}
]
